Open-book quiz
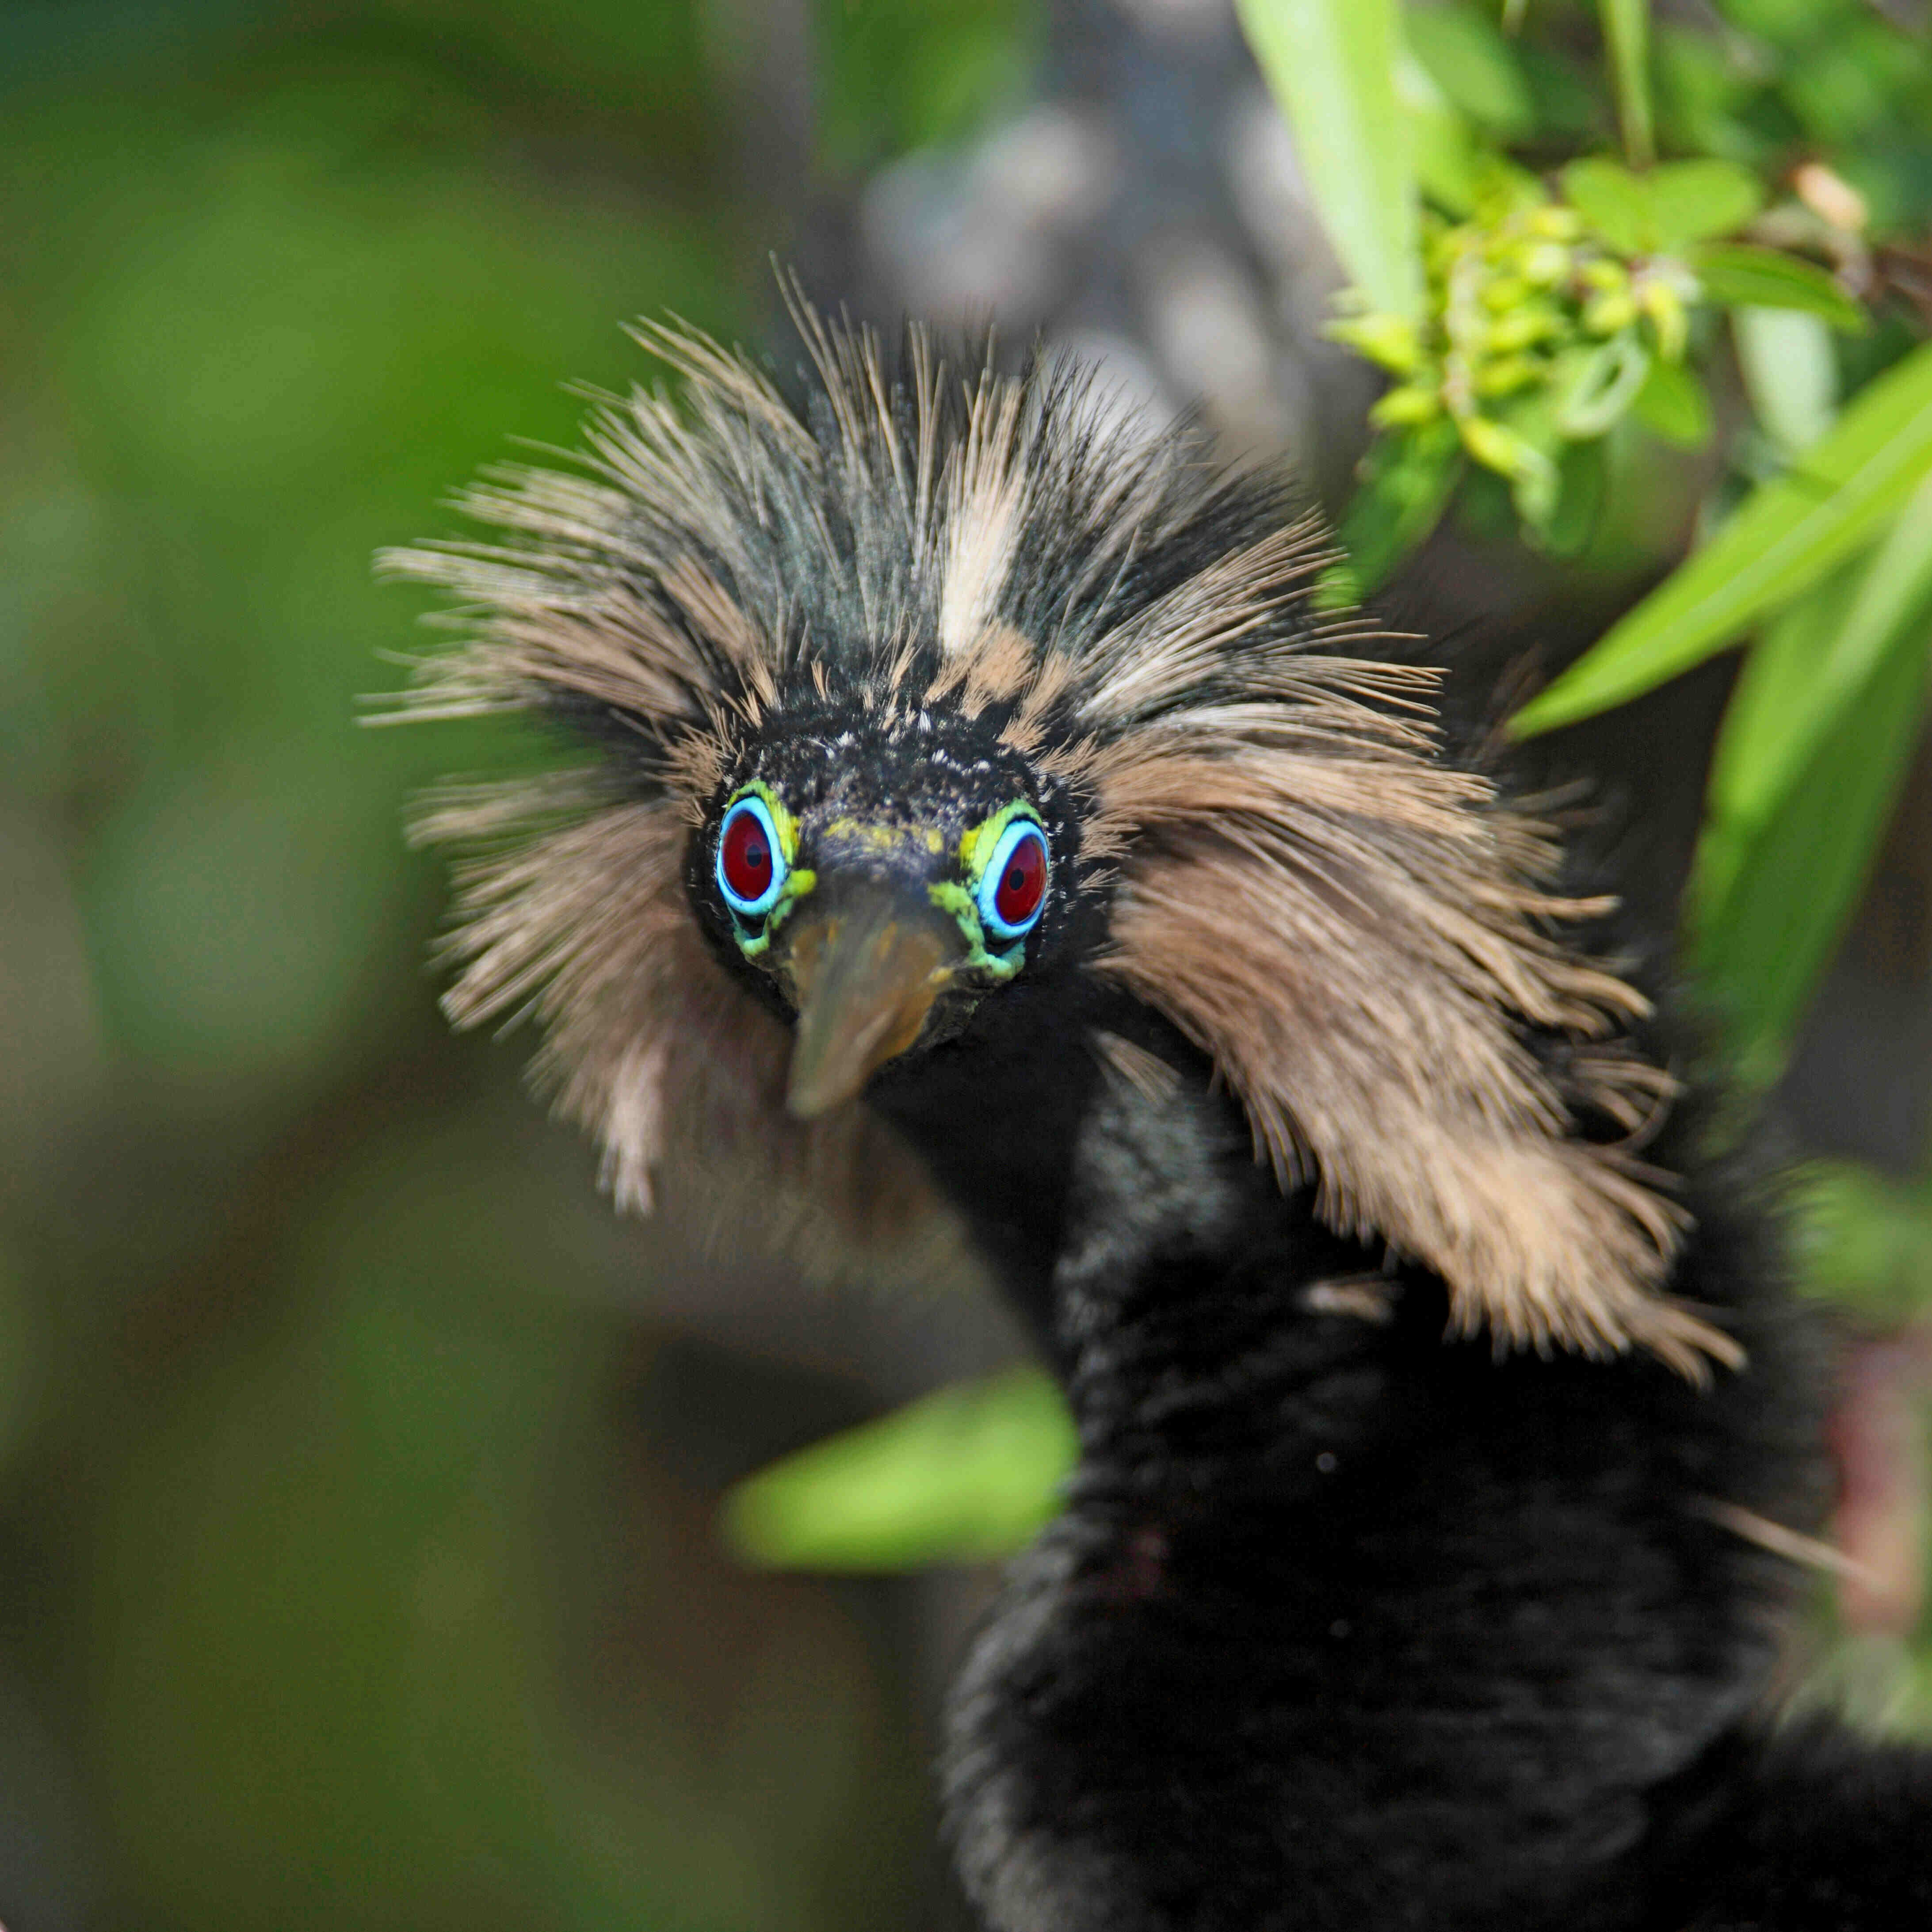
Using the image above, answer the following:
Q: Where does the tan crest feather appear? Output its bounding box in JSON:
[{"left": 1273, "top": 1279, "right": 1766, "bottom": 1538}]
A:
[
  {"left": 939, "top": 373, "right": 1029, "bottom": 657},
  {"left": 1088, "top": 723, "right": 1733, "bottom": 1377}
]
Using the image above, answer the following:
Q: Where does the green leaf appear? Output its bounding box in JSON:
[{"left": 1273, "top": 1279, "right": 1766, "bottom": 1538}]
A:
[
  {"left": 1561, "top": 157, "right": 1653, "bottom": 254},
  {"left": 1326, "top": 414, "right": 1463, "bottom": 601},
  {"left": 1553, "top": 332, "right": 1652, "bottom": 438},
  {"left": 1236, "top": 0, "right": 1422, "bottom": 317},
  {"left": 1508, "top": 444, "right": 1561, "bottom": 529},
  {"left": 1792, "top": 1161, "right": 1932, "bottom": 1321},
  {"left": 1512, "top": 337, "right": 1932, "bottom": 735},
  {"left": 1686, "top": 511, "right": 1932, "bottom": 1073},
  {"left": 1697, "top": 470, "right": 1932, "bottom": 921},
  {"left": 1395, "top": 55, "right": 1483, "bottom": 217},
  {"left": 1598, "top": 0, "right": 1654, "bottom": 168},
  {"left": 1642, "top": 158, "right": 1762, "bottom": 250},
  {"left": 1541, "top": 437, "right": 1610, "bottom": 557},
  {"left": 1733, "top": 305, "right": 1839, "bottom": 454},
  {"left": 1687, "top": 573, "right": 1853, "bottom": 927},
  {"left": 1404, "top": 3, "right": 1534, "bottom": 140},
  {"left": 1631, "top": 356, "right": 1712, "bottom": 446},
  {"left": 1688, "top": 634, "right": 1931, "bottom": 1077},
  {"left": 1561, "top": 155, "right": 1761, "bottom": 254},
  {"left": 1691, "top": 244, "right": 1868, "bottom": 333},
  {"left": 721, "top": 1367, "right": 1074, "bottom": 1571}
]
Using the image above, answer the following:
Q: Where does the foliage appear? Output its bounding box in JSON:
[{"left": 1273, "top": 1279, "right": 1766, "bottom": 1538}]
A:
[
  {"left": 1321, "top": 161, "right": 1790, "bottom": 600},
  {"left": 0, "top": 3, "right": 1012, "bottom": 1924},
  {"left": 1236, "top": 0, "right": 1421, "bottom": 319},
  {"left": 726, "top": 1367, "right": 1075, "bottom": 1571},
  {"left": 817, "top": 0, "right": 1039, "bottom": 168}
]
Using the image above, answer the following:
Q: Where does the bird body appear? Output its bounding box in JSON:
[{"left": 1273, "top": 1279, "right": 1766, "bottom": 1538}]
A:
[{"left": 393, "top": 309, "right": 1932, "bottom": 1929}]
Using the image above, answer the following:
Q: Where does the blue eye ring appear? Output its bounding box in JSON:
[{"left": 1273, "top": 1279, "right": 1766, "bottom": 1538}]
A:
[
  {"left": 974, "top": 816, "right": 1050, "bottom": 942},
  {"left": 716, "top": 793, "right": 788, "bottom": 918}
]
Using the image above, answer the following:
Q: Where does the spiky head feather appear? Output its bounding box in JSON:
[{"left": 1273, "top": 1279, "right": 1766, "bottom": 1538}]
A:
[{"left": 383, "top": 303, "right": 1731, "bottom": 1376}]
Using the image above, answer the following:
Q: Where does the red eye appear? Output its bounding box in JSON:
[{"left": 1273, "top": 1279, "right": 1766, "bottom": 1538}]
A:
[
  {"left": 984, "top": 821, "right": 1048, "bottom": 937},
  {"left": 717, "top": 795, "right": 784, "bottom": 914}
]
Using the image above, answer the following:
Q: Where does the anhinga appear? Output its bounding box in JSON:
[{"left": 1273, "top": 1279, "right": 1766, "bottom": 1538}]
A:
[{"left": 388, "top": 309, "right": 1932, "bottom": 1930}]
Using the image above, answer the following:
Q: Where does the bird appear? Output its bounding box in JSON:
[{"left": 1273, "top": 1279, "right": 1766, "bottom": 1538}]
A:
[{"left": 386, "top": 302, "right": 1932, "bottom": 1931}]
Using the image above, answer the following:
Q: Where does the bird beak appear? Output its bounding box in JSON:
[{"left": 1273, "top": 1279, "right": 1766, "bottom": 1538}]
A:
[{"left": 781, "top": 887, "right": 962, "bottom": 1118}]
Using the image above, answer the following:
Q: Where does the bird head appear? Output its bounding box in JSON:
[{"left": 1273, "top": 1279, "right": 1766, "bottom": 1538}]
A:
[
  {"left": 385, "top": 299, "right": 1728, "bottom": 1376},
  {"left": 685, "top": 685, "right": 1086, "bottom": 1119}
]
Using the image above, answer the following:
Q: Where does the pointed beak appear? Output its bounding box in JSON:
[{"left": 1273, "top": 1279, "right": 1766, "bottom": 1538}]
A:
[{"left": 782, "top": 887, "right": 963, "bottom": 1118}]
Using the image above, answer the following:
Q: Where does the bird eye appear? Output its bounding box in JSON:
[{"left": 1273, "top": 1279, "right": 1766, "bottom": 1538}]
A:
[
  {"left": 717, "top": 794, "right": 787, "bottom": 917},
  {"left": 976, "top": 817, "right": 1049, "bottom": 941}
]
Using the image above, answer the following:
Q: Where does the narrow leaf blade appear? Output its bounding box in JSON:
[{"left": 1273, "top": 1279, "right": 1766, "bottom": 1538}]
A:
[
  {"left": 1688, "top": 607, "right": 1932, "bottom": 1076},
  {"left": 1236, "top": 0, "right": 1422, "bottom": 317},
  {"left": 1690, "top": 574, "right": 1854, "bottom": 932},
  {"left": 1396, "top": 55, "right": 1482, "bottom": 216},
  {"left": 1692, "top": 244, "right": 1868, "bottom": 333},
  {"left": 1706, "top": 471, "right": 1932, "bottom": 848},
  {"left": 1512, "top": 338, "right": 1932, "bottom": 736},
  {"left": 1403, "top": 3, "right": 1533, "bottom": 139}
]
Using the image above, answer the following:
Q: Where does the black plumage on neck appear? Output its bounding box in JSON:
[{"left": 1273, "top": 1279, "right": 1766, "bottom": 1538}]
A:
[{"left": 867, "top": 976, "right": 1926, "bottom": 1931}]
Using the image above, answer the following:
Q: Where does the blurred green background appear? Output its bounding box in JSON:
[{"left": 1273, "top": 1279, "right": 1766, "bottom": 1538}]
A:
[
  {"left": 2, "top": 2, "right": 1929, "bottom": 1928},
  {"left": 0, "top": 2, "right": 1035, "bottom": 1925}
]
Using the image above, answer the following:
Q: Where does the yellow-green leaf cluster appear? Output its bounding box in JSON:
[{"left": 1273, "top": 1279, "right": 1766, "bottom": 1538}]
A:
[{"left": 1327, "top": 152, "right": 1868, "bottom": 588}]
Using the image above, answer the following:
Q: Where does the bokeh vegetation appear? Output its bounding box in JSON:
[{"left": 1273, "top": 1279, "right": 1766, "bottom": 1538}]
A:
[{"left": 0, "top": 3, "right": 1017, "bottom": 1926}]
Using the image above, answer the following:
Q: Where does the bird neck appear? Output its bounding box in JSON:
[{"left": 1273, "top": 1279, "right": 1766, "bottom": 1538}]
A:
[
  {"left": 864, "top": 977, "right": 1122, "bottom": 1348},
  {"left": 867, "top": 991, "right": 1806, "bottom": 1519},
  {"left": 917, "top": 1003, "right": 1836, "bottom": 1932},
  {"left": 867, "top": 988, "right": 1378, "bottom": 1421}
]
